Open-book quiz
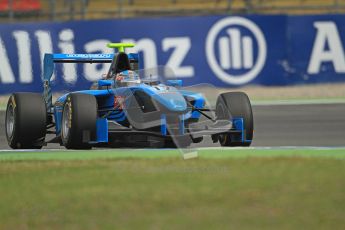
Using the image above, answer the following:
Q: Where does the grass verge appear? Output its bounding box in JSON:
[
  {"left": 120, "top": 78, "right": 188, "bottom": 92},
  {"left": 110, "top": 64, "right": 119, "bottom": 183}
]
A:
[
  {"left": 0, "top": 148, "right": 344, "bottom": 229},
  {"left": 0, "top": 148, "right": 345, "bottom": 161}
]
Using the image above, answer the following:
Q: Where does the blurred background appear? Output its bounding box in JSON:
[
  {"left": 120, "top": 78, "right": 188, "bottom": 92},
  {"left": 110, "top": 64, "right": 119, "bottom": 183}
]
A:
[
  {"left": 0, "top": 0, "right": 344, "bottom": 98},
  {"left": 0, "top": 0, "right": 344, "bottom": 22},
  {"left": 0, "top": 0, "right": 345, "bottom": 94}
]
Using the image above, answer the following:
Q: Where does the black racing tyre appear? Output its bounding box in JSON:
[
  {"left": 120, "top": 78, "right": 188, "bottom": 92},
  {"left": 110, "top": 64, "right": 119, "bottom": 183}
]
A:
[
  {"left": 61, "top": 93, "right": 97, "bottom": 149},
  {"left": 216, "top": 92, "right": 253, "bottom": 147},
  {"left": 5, "top": 93, "right": 47, "bottom": 149},
  {"left": 192, "top": 136, "right": 203, "bottom": 144}
]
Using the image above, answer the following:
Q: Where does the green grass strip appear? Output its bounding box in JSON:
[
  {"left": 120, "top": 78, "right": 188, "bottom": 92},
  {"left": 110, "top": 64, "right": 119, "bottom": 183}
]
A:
[{"left": 0, "top": 148, "right": 344, "bottom": 161}]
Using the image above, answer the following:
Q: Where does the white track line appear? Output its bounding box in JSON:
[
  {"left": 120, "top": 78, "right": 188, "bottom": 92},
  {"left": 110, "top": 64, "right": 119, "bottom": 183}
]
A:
[
  {"left": 196, "top": 146, "right": 345, "bottom": 150},
  {"left": 0, "top": 149, "right": 65, "bottom": 152},
  {"left": 252, "top": 99, "right": 345, "bottom": 106},
  {"left": 1, "top": 146, "right": 345, "bottom": 152}
]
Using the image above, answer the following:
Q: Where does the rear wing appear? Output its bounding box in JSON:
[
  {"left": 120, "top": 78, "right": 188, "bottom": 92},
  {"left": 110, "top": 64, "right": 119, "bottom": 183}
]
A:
[
  {"left": 43, "top": 53, "right": 139, "bottom": 80},
  {"left": 43, "top": 53, "right": 139, "bottom": 111}
]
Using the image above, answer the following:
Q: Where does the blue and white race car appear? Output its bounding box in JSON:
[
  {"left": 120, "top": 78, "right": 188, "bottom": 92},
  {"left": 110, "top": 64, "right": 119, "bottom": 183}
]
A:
[{"left": 5, "top": 43, "right": 253, "bottom": 149}]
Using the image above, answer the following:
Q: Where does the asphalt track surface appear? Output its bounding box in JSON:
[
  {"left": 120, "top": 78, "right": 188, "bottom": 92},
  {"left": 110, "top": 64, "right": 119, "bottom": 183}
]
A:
[{"left": 0, "top": 103, "right": 344, "bottom": 149}]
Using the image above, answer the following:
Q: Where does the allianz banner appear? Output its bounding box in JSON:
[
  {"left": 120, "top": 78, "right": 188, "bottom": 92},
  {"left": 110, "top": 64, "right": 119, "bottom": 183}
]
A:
[{"left": 0, "top": 14, "right": 345, "bottom": 94}]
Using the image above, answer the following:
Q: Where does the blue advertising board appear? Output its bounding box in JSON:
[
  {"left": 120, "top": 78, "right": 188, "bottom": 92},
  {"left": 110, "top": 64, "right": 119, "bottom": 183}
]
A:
[{"left": 0, "top": 14, "right": 345, "bottom": 94}]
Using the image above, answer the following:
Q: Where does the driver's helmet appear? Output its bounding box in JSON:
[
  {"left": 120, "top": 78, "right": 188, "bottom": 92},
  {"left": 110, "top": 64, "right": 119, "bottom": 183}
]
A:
[{"left": 114, "top": 70, "right": 140, "bottom": 87}]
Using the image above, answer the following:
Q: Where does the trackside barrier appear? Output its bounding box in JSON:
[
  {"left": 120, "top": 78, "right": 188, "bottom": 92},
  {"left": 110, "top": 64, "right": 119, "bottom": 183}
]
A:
[{"left": 1, "top": 14, "right": 345, "bottom": 94}]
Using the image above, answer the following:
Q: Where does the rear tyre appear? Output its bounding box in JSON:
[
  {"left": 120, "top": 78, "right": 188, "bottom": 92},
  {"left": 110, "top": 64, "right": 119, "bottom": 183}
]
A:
[
  {"left": 216, "top": 92, "right": 253, "bottom": 147},
  {"left": 61, "top": 93, "right": 97, "bottom": 149},
  {"left": 5, "top": 93, "right": 47, "bottom": 149}
]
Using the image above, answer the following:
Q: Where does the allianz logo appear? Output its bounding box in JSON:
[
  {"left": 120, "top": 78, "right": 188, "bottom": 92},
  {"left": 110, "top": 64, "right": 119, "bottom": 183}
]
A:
[
  {"left": 218, "top": 28, "right": 255, "bottom": 70},
  {"left": 206, "top": 17, "right": 267, "bottom": 85}
]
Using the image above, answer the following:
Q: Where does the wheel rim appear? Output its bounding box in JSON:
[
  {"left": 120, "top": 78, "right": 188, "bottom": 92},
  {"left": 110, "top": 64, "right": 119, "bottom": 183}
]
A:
[
  {"left": 62, "top": 103, "right": 70, "bottom": 139},
  {"left": 6, "top": 103, "right": 15, "bottom": 138}
]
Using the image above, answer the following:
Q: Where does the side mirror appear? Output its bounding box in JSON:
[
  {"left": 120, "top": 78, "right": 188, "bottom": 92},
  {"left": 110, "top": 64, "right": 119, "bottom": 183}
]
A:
[
  {"left": 98, "top": 79, "right": 112, "bottom": 88},
  {"left": 166, "top": 80, "right": 183, "bottom": 87}
]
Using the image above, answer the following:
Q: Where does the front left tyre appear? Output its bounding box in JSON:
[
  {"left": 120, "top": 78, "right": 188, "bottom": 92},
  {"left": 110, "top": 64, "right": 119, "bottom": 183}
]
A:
[
  {"left": 61, "top": 93, "right": 97, "bottom": 149},
  {"left": 5, "top": 93, "right": 47, "bottom": 149},
  {"left": 216, "top": 92, "right": 253, "bottom": 147}
]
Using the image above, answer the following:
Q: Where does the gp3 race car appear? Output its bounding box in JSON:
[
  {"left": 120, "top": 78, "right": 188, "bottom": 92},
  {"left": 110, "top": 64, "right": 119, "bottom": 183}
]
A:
[{"left": 5, "top": 43, "right": 253, "bottom": 149}]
